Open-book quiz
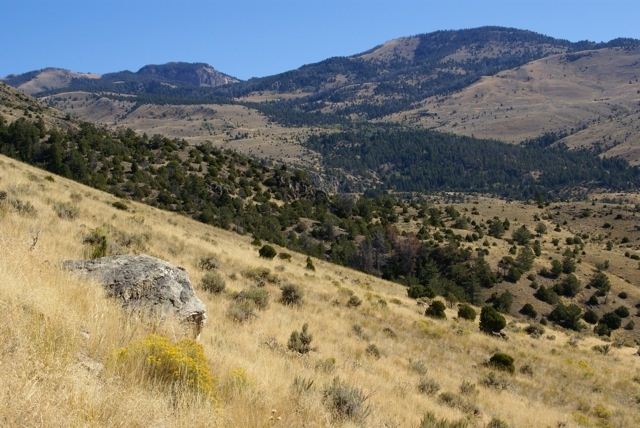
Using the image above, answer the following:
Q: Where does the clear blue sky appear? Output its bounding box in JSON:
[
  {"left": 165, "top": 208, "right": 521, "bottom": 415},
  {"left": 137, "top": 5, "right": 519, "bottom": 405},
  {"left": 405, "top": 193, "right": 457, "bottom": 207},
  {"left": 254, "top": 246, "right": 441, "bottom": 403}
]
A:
[{"left": 2, "top": 0, "right": 639, "bottom": 79}]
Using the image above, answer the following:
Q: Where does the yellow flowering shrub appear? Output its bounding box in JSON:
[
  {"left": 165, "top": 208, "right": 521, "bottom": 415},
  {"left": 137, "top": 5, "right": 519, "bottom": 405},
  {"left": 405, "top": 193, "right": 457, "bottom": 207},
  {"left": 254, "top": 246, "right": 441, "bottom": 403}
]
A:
[{"left": 115, "top": 334, "right": 215, "bottom": 396}]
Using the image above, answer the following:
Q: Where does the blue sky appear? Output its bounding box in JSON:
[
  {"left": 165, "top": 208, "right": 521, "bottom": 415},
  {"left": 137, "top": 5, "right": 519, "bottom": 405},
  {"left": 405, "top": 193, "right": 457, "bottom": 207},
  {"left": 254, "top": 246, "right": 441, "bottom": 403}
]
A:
[{"left": 2, "top": 0, "right": 639, "bottom": 79}]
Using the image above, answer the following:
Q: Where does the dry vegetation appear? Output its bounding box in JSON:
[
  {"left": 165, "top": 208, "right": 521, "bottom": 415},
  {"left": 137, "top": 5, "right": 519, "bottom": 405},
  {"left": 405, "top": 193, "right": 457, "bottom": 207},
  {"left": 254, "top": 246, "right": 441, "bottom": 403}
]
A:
[
  {"left": 45, "top": 92, "right": 319, "bottom": 168},
  {"left": 0, "top": 82, "right": 71, "bottom": 129},
  {"left": 2, "top": 156, "right": 640, "bottom": 427},
  {"left": 390, "top": 47, "right": 640, "bottom": 164},
  {"left": 394, "top": 195, "right": 640, "bottom": 340}
]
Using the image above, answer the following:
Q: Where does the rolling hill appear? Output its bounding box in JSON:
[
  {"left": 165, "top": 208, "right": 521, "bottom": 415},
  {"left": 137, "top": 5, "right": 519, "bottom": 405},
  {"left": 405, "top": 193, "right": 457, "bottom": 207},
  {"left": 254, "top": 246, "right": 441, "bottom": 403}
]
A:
[
  {"left": 389, "top": 47, "right": 640, "bottom": 164},
  {"left": 2, "top": 150, "right": 640, "bottom": 427}
]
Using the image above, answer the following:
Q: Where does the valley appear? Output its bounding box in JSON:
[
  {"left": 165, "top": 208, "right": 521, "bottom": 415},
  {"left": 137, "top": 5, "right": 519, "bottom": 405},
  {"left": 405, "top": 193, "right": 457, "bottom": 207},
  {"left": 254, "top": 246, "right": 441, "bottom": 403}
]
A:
[{"left": 2, "top": 23, "right": 640, "bottom": 427}]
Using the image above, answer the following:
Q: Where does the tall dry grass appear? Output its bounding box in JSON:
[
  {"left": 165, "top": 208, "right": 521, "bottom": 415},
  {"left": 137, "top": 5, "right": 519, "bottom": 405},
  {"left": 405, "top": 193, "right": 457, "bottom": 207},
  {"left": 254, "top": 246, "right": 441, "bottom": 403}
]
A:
[{"left": 1, "top": 155, "right": 639, "bottom": 427}]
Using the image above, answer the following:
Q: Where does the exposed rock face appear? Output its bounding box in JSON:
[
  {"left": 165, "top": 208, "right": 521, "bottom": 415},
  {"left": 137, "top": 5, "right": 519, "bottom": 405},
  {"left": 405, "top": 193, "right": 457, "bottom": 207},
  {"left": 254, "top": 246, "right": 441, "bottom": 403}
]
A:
[{"left": 63, "top": 255, "right": 206, "bottom": 329}]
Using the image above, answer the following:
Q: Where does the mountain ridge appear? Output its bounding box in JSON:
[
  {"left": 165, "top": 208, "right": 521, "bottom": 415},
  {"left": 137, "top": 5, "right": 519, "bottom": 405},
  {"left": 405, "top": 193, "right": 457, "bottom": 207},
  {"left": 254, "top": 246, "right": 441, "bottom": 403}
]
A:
[
  {"left": 4, "top": 26, "right": 640, "bottom": 164},
  {"left": 2, "top": 62, "right": 239, "bottom": 95}
]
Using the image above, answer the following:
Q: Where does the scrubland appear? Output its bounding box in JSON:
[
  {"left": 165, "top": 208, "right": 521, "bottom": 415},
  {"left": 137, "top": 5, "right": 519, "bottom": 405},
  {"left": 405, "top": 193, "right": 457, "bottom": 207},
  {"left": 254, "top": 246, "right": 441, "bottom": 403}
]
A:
[{"left": 1, "top": 155, "right": 639, "bottom": 427}]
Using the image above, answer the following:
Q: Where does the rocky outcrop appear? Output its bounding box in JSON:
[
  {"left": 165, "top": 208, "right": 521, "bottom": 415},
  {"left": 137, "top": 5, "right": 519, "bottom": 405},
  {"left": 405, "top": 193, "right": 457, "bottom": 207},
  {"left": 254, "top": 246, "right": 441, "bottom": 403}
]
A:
[{"left": 63, "top": 255, "right": 206, "bottom": 330}]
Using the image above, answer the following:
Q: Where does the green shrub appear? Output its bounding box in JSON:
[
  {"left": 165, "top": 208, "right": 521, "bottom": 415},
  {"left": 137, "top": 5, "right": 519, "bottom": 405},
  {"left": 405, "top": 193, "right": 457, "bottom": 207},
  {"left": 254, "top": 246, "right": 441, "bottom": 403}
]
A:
[
  {"left": 323, "top": 378, "right": 371, "bottom": 422},
  {"left": 588, "top": 272, "right": 611, "bottom": 294},
  {"left": 487, "top": 418, "right": 510, "bottom": 428},
  {"left": 561, "top": 256, "right": 576, "bottom": 274},
  {"left": 586, "top": 293, "right": 599, "bottom": 306},
  {"left": 487, "top": 352, "right": 515, "bottom": 374},
  {"left": 365, "top": 344, "right": 381, "bottom": 359},
  {"left": 419, "top": 412, "right": 468, "bottom": 428},
  {"left": 198, "top": 254, "right": 220, "bottom": 271},
  {"left": 226, "top": 300, "right": 256, "bottom": 322},
  {"left": 548, "top": 303, "right": 582, "bottom": 331},
  {"left": 614, "top": 306, "right": 630, "bottom": 318},
  {"left": 112, "top": 200, "right": 129, "bottom": 211},
  {"left": 438, "top": 391, "right": 478, "bottom": 414},
  {"left": 594, "top": 322, "right": 611, "bottom": 337},
  {"left": 258, "top": 244, "right": 277, "bottom": 259},
  {"left": 425, "top": 300, "right": 446, "bottom": 319},
  {"left": 53, "top": 202, "right": 79, "bottom": 220},
  {"left": 347, "top": 295, "right": 362, "bottom": 308},
  {"left": 490, "top": 291, "right": 513, "bottom": 313},
  {"left": 512, "top": 225, "right": 532, "bottom": 245},
  {"left": 83, "top": 227, "right": 109, "bottom": 259},
  {"left": 409, "top": 359, "right": 428, "bottom": 375},
  {"left": 624, "top": 320, "right": 635, "bottom": 330},
  {"left": 457, "top": 304, "right": 476, "bottom": 321},
  {"left": 9, "top": 198, "right": 37, "bottom": 217},
  {"left": 600, "top": 312, "right": 622, "bottom": 330},
  {"left": 583, "top": 309, "right": 599, "bottom": 324},
  {"left": 280, "top": 283, "right": 303, "bottom": 306},
  {"left": 553, "top": 274, "right": 581, "bottom": 297},
  {"left": 534, "top": 285, "right": 559, "bottom": 305},
  {"left": 201, "top": 272, "right": 226, "bottom": 294},
  {"left": 242, "top": 267, "right": 277, "bottom": 286},
  {"left": 288, "top": 323, "right": 314, "bottom": 354},
  {"left": 305, "top": 256, "right": 316, "bottom": 271},
  {"left": 235, "top": 287, "right": 269, "bottom": 309},
  {"left": 519, "top": 303, "right": 537, "bottom": 318},
  {"left": 278, "top": 252, "right": 292, "bottom": 261},
  {"left": 479, "top": 306, "right": 506, "bottom": 334},
  {"left": 417, "top": 377, "right": 440, "bottom": 395},
  {"left": 114, "top": 334, "right": 214, "bottom": 396},
  {"left": 524, "top": 324, "right": 545, "bottom": 338}
]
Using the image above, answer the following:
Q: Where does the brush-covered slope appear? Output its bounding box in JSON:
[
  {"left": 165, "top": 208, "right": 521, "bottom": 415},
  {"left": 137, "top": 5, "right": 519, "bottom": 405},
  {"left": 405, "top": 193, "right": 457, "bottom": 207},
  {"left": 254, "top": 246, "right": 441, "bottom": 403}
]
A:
[
  {"left": 2, "top": 154, "right": 640, "bottom": 427},
  {"left": 227, "top": 27, "right": 635, "bottom": 118},
  {"left": 2, "top": 68, "right": 101, "bottom": 95},
  {"left": 0, "top": 82, "right": 72, "bottom": 128},
  {"left": 391, "top": 47, "right": 640, "bottom": 163}
]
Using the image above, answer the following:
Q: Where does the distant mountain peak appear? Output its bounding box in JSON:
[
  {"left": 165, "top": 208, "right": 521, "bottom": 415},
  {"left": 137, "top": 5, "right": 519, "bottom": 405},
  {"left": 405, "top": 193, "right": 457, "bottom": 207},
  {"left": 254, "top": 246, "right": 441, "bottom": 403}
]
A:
[
  {"left": 3, "top": 61, "right": 239, "bottom": 96},
  {"left": 2, "top": 68, "right": 101, "bottom": 95},
  {"left": 134, "top": 62, "right": 239, "bottom": 87}
]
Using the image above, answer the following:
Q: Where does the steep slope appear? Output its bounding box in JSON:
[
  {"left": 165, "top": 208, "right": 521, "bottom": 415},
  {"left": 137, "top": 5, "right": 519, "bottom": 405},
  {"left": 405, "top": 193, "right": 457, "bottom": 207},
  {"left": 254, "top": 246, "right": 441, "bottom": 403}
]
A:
[
  {"left": 2, "top": 67, "right": 101, "bottom": 95},
  {"left": 0, "top": 82, "right": 73, "bottom": 129},
  {"left": 227, "top": 27, "right": 636, "bottom": 119},
  {"left": 2, "top": 154, "right": 640, "bottom": 427},
  {"left": 390, "top": 47, "right": 640, "bottom": 162},
  {"left": 2, "top": 110, "right": 640, "bottom": 342},
  {"left": 43, "top": 90, "right": 313, "bottom": 164}
]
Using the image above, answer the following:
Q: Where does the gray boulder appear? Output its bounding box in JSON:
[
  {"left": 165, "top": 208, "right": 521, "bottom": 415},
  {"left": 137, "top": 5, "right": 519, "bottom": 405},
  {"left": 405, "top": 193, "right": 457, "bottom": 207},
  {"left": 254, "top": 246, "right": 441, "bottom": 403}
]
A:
[{"left": 63, "top": 255, "right": 206, "bottom": 330}]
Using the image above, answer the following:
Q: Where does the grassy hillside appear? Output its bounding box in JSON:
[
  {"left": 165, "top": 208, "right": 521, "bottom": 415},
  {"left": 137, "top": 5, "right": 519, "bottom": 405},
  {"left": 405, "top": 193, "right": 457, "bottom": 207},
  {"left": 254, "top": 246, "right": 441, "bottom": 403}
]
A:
[
  {"left": 2, "top": 108, "right": 640, "bottom": 341},
  {"left": 391, "top": 47, "right": 640, "bottom": 164},
  {"left": 2, "top": 155, "right": 640, "bottom": 427},
  {"left": 44, "top": 91, "right": 316, "bottom": 166}
]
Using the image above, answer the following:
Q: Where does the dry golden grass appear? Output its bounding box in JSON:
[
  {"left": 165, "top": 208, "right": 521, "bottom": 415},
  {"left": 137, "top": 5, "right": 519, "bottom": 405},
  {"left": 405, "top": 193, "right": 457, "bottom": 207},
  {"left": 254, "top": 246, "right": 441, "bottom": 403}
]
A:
[
  {"left": 1, "top": 156, "right": 640, "bottom": 427},
  {"left": 45, "top": 92, "right": 319, "bottom": 168},
  {"left": 395, "top": 195, "right": 640, "bottom": 340},
  {"left": 388, "top": 47, "right": 640, "bottom": 164}
]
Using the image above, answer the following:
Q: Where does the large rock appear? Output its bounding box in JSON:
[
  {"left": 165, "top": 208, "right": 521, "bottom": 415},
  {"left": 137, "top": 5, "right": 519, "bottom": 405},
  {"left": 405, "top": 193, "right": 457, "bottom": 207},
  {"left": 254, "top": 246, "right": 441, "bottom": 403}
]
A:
[{"left": 63, "top": 255, "right": 206, "bottom": 329}]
